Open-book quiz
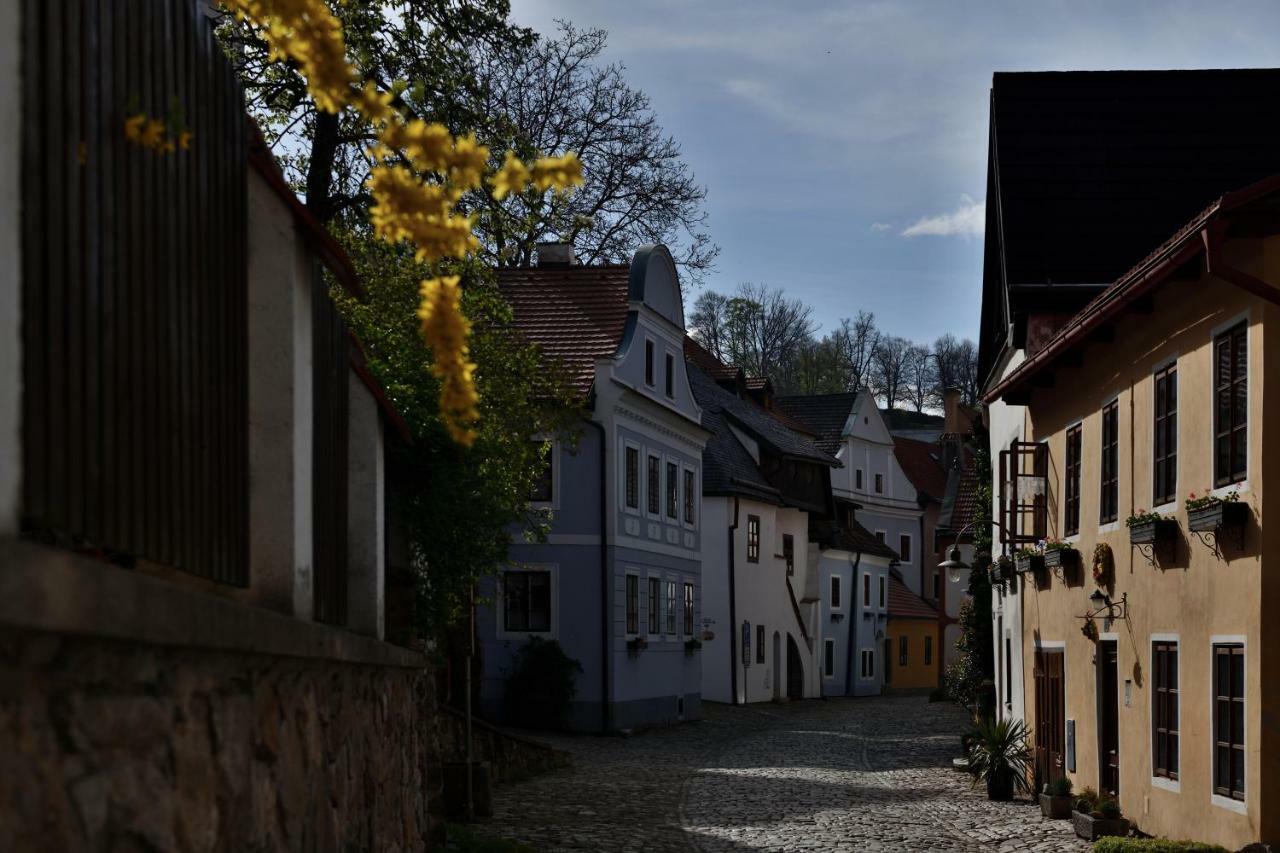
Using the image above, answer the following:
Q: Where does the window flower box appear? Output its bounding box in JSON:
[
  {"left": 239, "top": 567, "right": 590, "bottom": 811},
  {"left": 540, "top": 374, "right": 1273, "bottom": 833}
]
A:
[
  {"left": 1186, "top": 498, "right": 1248, "bottom": 534},
  {"left": 684, "top": 638, "right": 702, "bottom": 655},
  {"left": 1126, "top": 511, "right": 1177, "bottom": 546},
  {"left": 626, "top": 637, "right": 648, "bottom": 656},
  {"left": 1014, "top": 552, "right": 1044, "bottom": 574},
  {"left": 1071, "top": 811, "right": 1129, "bottom": 841},
  {"left": 1043, "top": 542, "right": 1080, "bottom": 583}
]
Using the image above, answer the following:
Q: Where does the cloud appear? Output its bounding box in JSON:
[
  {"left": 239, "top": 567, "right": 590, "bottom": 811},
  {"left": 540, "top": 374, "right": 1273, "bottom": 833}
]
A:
[
  {"left": 870, "top": 222, "right": 893, "bottom": 232},
  {"left": 900, "top": 196, "right": 985, "bottom": 238}
]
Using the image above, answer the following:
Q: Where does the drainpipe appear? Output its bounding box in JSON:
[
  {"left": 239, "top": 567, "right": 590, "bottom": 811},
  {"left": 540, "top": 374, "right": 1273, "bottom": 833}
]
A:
[
  {"left": 843, "top": 550, "right": 862, "bottom": 696},
  {"left": 588, "top": 420, "right": 611, "bottom": 734},
  {"left": 728, "top": 497, "right": 740, "bottom": 704}
]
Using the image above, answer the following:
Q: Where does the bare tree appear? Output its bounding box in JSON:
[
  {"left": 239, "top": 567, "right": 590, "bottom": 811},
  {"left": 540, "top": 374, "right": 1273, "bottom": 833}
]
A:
[
  {"left": 829, "top": 311, "right": 880, "bottom": 391},
  {"left": 689, "top": 291, "right": 731, "bottom": 363},
  {"left": 471, "top": 23, "right": 718, "bottom": 284},
  {"left": 689, "top": 283, "right": 815, "bottom": 378},
  {"left": 775, "top": 335, "right": 846, "bottom": 395},
  {"left": 901, "top": 344, "right": 936, "bottom": 412},
  {"left": 870, "top": 336, "right": 912, "bottom": 408},
  {"left": 933, "top": 334, "right": 980, "bottom": 405}
]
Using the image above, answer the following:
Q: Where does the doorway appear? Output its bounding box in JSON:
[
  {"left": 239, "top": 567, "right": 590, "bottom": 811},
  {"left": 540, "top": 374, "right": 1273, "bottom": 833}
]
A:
[
  {"left": 1098, "top": 640, "right": 1120, "bottom": 797},
  {"left": 772, "top": 632, "right": 782, "bottom": 700},
  {"left": 786, "top": 634, "right": 804, "bottom": 700},
  {"left": 1033, "top": 647, "right": 1065, "bottom": 786}
]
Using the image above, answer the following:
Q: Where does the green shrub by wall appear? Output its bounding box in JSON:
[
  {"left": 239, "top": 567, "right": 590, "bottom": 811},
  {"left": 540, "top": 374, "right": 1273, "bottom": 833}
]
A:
[{"left": 1093, "top": 838, "right": 1229, "bottom": 853}]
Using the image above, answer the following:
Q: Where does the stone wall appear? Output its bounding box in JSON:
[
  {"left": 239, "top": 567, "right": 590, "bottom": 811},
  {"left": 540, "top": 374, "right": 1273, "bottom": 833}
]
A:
[{"left": 0, "top": 626, "right": 434, "bottom": 851}]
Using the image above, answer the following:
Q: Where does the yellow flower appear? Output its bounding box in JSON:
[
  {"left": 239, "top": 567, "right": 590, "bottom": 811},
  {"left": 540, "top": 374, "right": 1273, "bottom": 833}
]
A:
[
  {"left": 417, "top": 276, "right": 478, "bottom": 446},
  {"left": 140, "top": 118, "right": 166, "bottom": 149},
  {"left": 366, "top": 165, "right": 477, "bottom": 263},
  {"left": 353, "top": 81, "right": 395, "bottom": 125},
  {"left": 123, "top": 113, "right": 147, "bottom": 142},
  {"left": 530, "top": 152, "right": 585, "bottom": 193},
  {"left": 177, "top": 130, "right": 193, "bottom": 150},
  {"left": 490, "top": 152, "right": 531, "bottom": 200}
]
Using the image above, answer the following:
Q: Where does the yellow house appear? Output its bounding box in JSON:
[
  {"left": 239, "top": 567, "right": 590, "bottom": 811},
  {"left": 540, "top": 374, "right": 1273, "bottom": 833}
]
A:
[
  {"left": 885, "top": 572, "right": 940, "bottom": 691},
  {"left": 985, "top": 175, "right": 1280, "bottom": 849}
]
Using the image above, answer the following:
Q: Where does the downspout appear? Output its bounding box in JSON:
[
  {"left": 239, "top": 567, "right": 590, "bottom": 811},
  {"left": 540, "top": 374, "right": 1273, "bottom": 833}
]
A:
[
  {"left": 843, "top": 550, "right": 862, "bottom": 696},
  {"left": 728, "top": 497, "right": 740, "bottom": 704},
  {"left": 588, "top": 419, "right": 611, "bottom": 734}
]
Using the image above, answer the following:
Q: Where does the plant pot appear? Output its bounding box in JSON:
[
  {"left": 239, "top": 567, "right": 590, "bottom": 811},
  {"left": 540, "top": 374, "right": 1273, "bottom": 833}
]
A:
[
  {"left": 1071, "top": 811, "right": 1129, "bottom": 841},
  {"left": 1039, "top": 793, "right": 1073, "bottom": 820},
  {"left": 1043, "top": 547, "right": 1078, "bottom": 570},
  {"left": 1015, "top": 554, "right": 1044, "bottom": 574},
  {"left": 986, "top": 769, "right": 1014, "bottom": 801},
  {"left": 1128, "top": 518, "right": 1177, "bottom": 546},
  {"left": 1187, "top": 501, "right": 1249, "bottom": 534}
]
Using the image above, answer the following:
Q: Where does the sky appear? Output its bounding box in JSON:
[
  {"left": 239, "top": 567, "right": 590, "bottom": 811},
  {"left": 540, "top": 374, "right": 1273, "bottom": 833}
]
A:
[{"left": 507, "top": 0, "right": 1280, "bottom": 344}]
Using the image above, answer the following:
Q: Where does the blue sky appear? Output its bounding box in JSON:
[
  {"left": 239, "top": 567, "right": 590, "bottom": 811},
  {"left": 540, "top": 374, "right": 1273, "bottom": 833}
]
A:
[{"left": 508, "top": 0, "right": 1280, "bottom": 343}]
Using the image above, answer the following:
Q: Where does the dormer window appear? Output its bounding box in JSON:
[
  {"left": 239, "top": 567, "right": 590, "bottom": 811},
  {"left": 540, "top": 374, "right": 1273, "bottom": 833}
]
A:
[
  {"left": 645, "top": 339, "right": 655, "bottom": 387},
  {"left": 856, "top": 469, "right": 864, "bottom": 490},
  {"left": 874, "top": 473, "right": 884, "bottom": 494},
  {"left": 664, "top": 352, "right": 674, "bottom": 397}
]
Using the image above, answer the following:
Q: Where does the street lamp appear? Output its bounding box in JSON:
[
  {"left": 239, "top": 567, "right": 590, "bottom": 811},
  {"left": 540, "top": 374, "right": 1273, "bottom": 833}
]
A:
[{"left": 936, "top": 519, "right": 1009, "bottom": 584}]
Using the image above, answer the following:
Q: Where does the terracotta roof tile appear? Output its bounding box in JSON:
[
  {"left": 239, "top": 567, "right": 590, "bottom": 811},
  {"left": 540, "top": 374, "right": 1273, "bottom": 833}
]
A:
[
  {"left": 893, "top": 437, "right": 947, "bottom": 503},
  {"left": 889, "top": 573, "right": 938, "bottom": 620}
]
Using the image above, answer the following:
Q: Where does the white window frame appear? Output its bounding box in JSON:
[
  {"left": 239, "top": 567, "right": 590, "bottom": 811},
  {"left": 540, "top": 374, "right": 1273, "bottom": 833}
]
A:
[
  {"left": 1150, "top": 356, "right": 1180, "bottom": 515},
  {"left": 682, "top": 580, "right": 695, "bottom": 637},
  {"left": 823, "top": 638, "right": 836, "bottom": 678},
  {"left": 645, "top": 451, "right": 663, "bottom": 520},
  {"left": 621, "top": 438, "right": 642, "bottom": 516},
  {"left": 863, "top": 571, "right": 872, "bottom": 608},
  {"left": 898, "top": 532, "right": 912, "bottom": 564},
  {"left": 829, "top": 573, "right": 843, "bottom": 610},
  {"left": 663, "top": 347, "right": 676, "bottom": 399},
  {"left": 878, "top": 574, "right": 886, "bottom": 610},
  {"left": 1150, "top": 632, "right": 1181, "bottom": 793},
  {"left": 1209, "top": 634, "right": 1248, "bottom": 814},
  {"left": 1061, "top": 417, "right": 1085, "bottom": 543},
  {"left": 644, "top": 336, "right": 657, "bottom": 388},
  {"left": 855, "top": 468, "right": 864, "bottom": 491},
  {"left": 664, "top": 453, "right": 681, "bottom": 522},
  {"left": 646, "top": 572, "right": 661, "bottom": 637},
  {"left": 682, "top": 463, "right": 698, "bottom": 529},
  {"left": 874, "top": 472, "right": 884, "bottom": 494},
  {"left": 859, "top": 648, "right": 875, "bottom": 680},
  {"left": 623, "top": 570, "right": 641, "bottom": 640},
  {"left": 496, "top": 564, "right": 557, "bottom": 641},
  {"left": 1208, "top": 311, "right": 1251, "bottom": 498},
  {"left": 665, "top": 576, "right": 678, "bottom": 639},
  {"left": 1097, "top": 391, "right": 1122, "bottom": 534}
]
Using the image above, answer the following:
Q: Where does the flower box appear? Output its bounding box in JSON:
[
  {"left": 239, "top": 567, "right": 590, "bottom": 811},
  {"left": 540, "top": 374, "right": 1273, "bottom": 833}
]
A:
[
  {"left": 684, "top": 638, "right": 702, "bottom": 655},
  {"left": 626, "top": 637, "right": 648, "bottom": 656},
  {"left": 1071, "top": 811, "right": 1129, "bottom": 841},
  {"left": 1039, "top": 793, "right": 1073, "bottom": 820},
  {"left": 1015, "top": 554, "right": 1044, "bottom": 574},
  {"left": 1128, "top": 518, "right": 1177, "bottom": 546},
  {"left": 1043, "top": 547, "right": 1077, "bottom": 570},
  {"left": 1187, "top": 500, "right": 1249, "bottom": 534}
]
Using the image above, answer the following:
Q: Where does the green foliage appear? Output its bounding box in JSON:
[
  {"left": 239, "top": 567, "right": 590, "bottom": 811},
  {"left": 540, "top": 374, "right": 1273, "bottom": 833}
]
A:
[
  {"left": 1045, "top": 775, "right": 1073, "bottom": 797},
  {"left": 947, "top": 436, "right": 996, "bottom": 713},
  {"left": 1074, "top": 786, "right": 1123, "bottom": 819},
  {"left": 1093, "top": 839, "right": 1228, "bottom": 853},
  {"left": 1075, "top": 787, "right": 1101, "bottom": 815},
  {"left": 964, "top": 716, "right": 1033, "bottom": 796},
  {"left": 501, "top": 636, "right": 583, "bottom": 730},
  {"left": 445, "top": 823, "right": 537, "bottom": 853},
  {"left": 332, "top": 235, "right": 582, "bottom": 640}
]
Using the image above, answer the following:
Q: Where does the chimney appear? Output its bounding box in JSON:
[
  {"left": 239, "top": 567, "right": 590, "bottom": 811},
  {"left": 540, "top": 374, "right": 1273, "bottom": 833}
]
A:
[{"left": 535, "top": 241, "right": 575, "bottom": 268}]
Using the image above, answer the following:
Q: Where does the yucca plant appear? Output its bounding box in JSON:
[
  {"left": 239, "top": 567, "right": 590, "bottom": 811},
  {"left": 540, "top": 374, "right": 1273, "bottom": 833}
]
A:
[{"left": 965, "top": 717, "right": 1033, "bottom": 801}]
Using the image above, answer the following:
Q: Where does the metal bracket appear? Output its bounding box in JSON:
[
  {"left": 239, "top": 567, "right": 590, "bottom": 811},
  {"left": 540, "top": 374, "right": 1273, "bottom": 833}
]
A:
[{"left": 1191, "top": 523, "right": 1243, "bottom": 557}]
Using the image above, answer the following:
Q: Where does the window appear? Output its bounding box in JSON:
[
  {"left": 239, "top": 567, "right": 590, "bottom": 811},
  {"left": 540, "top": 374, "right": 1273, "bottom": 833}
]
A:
[
  {"left": 874, "top": 473, "right": 884, "bottom": 493},
  {"left": 666, "top": 461, "right": 679, "bottom": 519},
  {"left": 1153, "top": 364, "right": 1178, "bottom": 505},
  {"left": 503, "top": 571, "right": 550, "bottom": 632},
  {"left": 1213, "top": 643, "right": 1245, "bottom": 801},
  {"left": 647, "top": 577, "right": 660, "bottom": 635},
  {"left": 645, "top": 339, "right": 655, "bottom": 386},
  {"left": 824, "top": 639, "right": 835, "bottom": 677},
  {"left": 875, "top": 530, "right": 886, "bottom": 544},
  {"left": 1214, "top": 322, "right": 1248, "bottom": 487},
  {"left": 683, "top": 583, "right": 695, "bottom": 635},
  {"left": 647, "top": 454, "right": 660, "bottom": 515},
  {"left": 899, "top": 635, "right": 908, "bottom": 666},
  {"left": 830, "top": 574, "right": 842, "bottom": 609},
  {"left": 664, "top": 352, "right": 674, "bottom": 397},
  {"left": 925, "top": 635, "right": 933, "bottom": 666},
  {"left": 746, "top": 515, "right": 760, "bottom": 562},
  {"left": 863, "top": 573, "right": 871, "bottom": 607},
  {"left": 1100, "top": 400, "right": 1119, "bottom": 524},
  {"left": 625, "top": 574, "right": 639, "bottom": 635},
  {"left": 1152, "top": 640, "right": 1179, "bottom": 780},
  {"left": 1064, "top": 423, "right": 1082, "bottom": 536},
  {"left": 899, "top": 534, "right": 911, "bottom": 562},
  {"left": 625, "top": 446, "right": 640, "bottom": 510},
  {"left": 856, "top": 469, "right": 864, "bottom": 490},
  {"left": 665, "top": 579, "right": 677, "bottom": 635},
  {"left": 683, "top": 468, "right": 696, "bottom": 524},
  {"left": 756, "top": 624, "right": 766, "bottom": 664},
  {"left": 860, "top": 649, "right": 875, "bottom": 679},
  {"left": 783, "top": 534, "right": 795, "bottom": 575},
  {"left": 878, "top": 575, "right": 886, "bottom": 609},
  {"left": 531, "top": 442, "right": 553, "bottom": 502}
]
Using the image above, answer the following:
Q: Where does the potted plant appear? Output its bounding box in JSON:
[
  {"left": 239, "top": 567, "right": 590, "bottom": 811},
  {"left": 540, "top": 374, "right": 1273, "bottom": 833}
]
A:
[
  {"left": 1014, "top": 547, "right": 1044, "bottom": 575},
  {"left": 1126, "top": 508, "right": 1177, "bottom": 546},
  {"left": 1072, "top": 789, "right": 1129, "bottom": 841},
  {"left": 626, "top": 636, "right": 648, "bottom": 656},
  {"left": 1081, "top": 616, "right": 1099, "bottom": 642},
  {"left": 965, "top": 717, "right": 1033, "bottom": 801},
  {"left": 1186, "top": 489, "right": 1248, "bottom": 534},
  {"left": 1043, "top": 539, "right": 1080, "bottom": 578},
  {"left": 684, "top": 638, "right": 702, "bottom": 655},
  {"left": 1039, "top": 775, "right": 1074, "bottom": 819}
]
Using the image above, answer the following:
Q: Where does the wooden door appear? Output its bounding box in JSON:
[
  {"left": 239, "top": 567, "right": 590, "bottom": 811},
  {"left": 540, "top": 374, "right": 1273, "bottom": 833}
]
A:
[
  {"left": 1099, "top": 641, "right": 1120, "bottom": 796},
  {"left": 1034, "top": 648, "right": 1066, "bottom": 786}
]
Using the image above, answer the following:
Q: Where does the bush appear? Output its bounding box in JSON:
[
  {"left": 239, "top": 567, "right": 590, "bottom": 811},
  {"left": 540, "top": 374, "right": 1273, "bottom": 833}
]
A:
[
  {"left": 1093, "top": 839, "right": 1229, "bottom": 853},
  {"left": 1074, "top": 786, "right": 1100, "bottom": 815},
  {"left": 1097, "top": 797, "right": 1122, "bottom": 820},
  {"left": 1045, "top": 775, "right": 1073, "bottom": 797},
  {"left": 501, "top": 636, "right": 583, "bottom": 730}
]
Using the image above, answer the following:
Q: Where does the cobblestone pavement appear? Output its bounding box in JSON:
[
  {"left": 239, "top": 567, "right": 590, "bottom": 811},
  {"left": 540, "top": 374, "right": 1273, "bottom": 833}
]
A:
[{"left": 477, "top": 696, "right": 1089, "bottom": 852}]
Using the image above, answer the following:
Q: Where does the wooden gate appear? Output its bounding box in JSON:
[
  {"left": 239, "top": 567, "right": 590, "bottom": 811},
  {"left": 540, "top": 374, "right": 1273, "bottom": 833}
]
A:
[{"left": 1034, "top": 648, "right": 1066, "bottom": 786}]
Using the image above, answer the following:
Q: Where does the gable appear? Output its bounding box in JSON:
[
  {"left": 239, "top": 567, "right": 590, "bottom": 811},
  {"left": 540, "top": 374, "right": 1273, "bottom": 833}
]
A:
[
  {"left": 846, "top": 390, "right": 893, "bottom": 445},
  {"left": 628, "top": 244, "right": 684, "bottom": 330}
]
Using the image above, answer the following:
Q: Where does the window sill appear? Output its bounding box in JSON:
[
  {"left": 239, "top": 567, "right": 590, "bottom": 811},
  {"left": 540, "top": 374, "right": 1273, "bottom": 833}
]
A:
[
  {"left": 1097, "top": 521, "right": 1120, "bottom": 535},
  {"left": 1210, "top": 793, "right": 1247, "bottom": 815},
  {"left": 1150, "top": 775, "right": 1180, "bottom": 794},
  {"left": 1151, "top": 501, "right": 1177, "bottom": 516},
  {"left": 1212, "top": 482, "right": 1249, "bottom": 499}
]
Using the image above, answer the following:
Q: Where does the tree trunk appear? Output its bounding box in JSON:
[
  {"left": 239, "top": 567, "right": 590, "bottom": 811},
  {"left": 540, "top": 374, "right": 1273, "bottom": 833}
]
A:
[{"left": 306, "top": 110, "right": 340, "bottom": 223}]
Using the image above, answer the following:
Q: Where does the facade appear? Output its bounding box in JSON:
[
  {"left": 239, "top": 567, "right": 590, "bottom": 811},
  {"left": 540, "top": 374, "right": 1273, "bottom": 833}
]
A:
[
  {"left": 688, "top": 347, "right": 835, "bottom": 704},
  {"left": 1, "top": 5, "right": 432, "bottom": 847},
  {"left": 985, "top": 178, "right": 1280, "bottom": 848},
  {"left": 884, "top": 571, "right": 941, "bottom": 691},
  {"left": 483, "top": 244, "right": 708, "bottom": 733}
]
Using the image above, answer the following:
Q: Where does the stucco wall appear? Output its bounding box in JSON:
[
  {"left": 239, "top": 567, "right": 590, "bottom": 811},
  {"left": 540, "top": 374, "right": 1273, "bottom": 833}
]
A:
[
  {"left": 819, "top": 551, "right": 891, "bottom": 697},
  {"left": 885, "top": 618, "right": 939, "bottom": 690},
  {"left": 1013, "top": 258, "right": 1278, "bottom": 848}
]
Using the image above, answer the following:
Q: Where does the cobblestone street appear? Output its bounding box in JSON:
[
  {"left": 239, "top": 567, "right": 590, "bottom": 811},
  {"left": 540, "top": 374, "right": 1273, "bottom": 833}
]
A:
[{"left": 476, "top": 696, "right": 1088, "bottom": 852}]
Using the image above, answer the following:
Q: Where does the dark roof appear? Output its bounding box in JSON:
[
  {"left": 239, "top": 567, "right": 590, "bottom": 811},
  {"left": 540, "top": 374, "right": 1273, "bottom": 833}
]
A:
[
  {"left": 888, "top": 573, "right": 938, "bottom": 621},
  {"left": 496, "top": 265, "right": 631, "bottom": 395},
  {"left": 979, "top": 69, "right": 1280, "bottom": 381},
  {"left": 938, "top": 458, "right": 981, "bottom": 536},
  {"left": 808, "top": 515, "right": 899, "bottom": 561},
  {"left": 893, "top": 437, "right": 947, "bottom": 503},
  {"left": 684, "top": 336, "right": 740, "bottom": 382},
  {"left": 774, "top": 393, "right": 856, "bottom": 454},
  {"left": 883, "top": 408, "right": 944, "bottom": 437}
]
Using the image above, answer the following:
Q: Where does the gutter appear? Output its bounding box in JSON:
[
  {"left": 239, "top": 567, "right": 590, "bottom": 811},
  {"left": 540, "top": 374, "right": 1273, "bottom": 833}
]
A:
[
  {"left": 728, "top": 497, "right": 740, "bottom": 704},
  {"left": 588, "top": 419, "right": 611, "bottom": 734}
]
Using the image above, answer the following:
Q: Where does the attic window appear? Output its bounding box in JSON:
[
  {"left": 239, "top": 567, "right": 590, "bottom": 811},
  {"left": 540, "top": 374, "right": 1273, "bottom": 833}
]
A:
[
  {"left": 665, "top": 353, "right": 675, "bottom": 397},
  {"left": 874, "top": 473, "right": 884, "bottom": 494},
  {"left": 645, "top": 339, "right": 655, "bottom": 386}
]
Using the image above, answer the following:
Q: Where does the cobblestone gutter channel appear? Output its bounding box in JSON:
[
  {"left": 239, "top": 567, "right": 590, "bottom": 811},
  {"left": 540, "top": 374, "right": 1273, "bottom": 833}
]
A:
[{"left": 478, "top": 696, "right": 1088, "bottom": 853}]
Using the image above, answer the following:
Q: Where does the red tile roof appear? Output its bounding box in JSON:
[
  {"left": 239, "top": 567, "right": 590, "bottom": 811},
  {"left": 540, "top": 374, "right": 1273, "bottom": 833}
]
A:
[
  {"left": 889, "top": 573, "right": 938, "bottom": 621},
  {"left": 893, "top": 437, "right": 947, "bottom": 503},
  {"left": 496, "top": 265, "right": 631, "bottom": 395}
]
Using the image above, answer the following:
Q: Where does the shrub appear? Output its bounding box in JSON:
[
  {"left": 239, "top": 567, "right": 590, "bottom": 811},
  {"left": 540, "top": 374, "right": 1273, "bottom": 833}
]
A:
[
  {"left": 1093, "top": 839, "right": 1229, "bottom": 853},
  {"left": 1074, "top": 786, "right": 1100, "bottom": 815},
  {"left": 1046, "top": 775, "right": 1073, "bottom": 798},
  {"left": 1097, "top": 797, "right": 1122, "bottom": 820},
  {"left": 501, "top": 636, "right": 583, "bottom": 730},
  {"left": 965, "top": 716, "right": 1033, "bottom": 799}
]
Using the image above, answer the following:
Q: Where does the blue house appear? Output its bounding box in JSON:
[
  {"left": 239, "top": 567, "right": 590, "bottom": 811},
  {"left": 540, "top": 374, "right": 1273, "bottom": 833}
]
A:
[{"left": 477, "top": 242, "right": 708, "bottom": 732}]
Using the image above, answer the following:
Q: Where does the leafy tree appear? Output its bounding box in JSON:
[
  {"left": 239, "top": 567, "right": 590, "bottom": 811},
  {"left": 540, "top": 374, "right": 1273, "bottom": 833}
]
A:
[
  {"left": 945, "top": 428, "right": 995, "bottom": 712},
  {"left": 332, "top": 235, "right": 582, "bottom": 637},
  {"left": 502, "top": 636, "right": 583, "bottom": 730}
]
